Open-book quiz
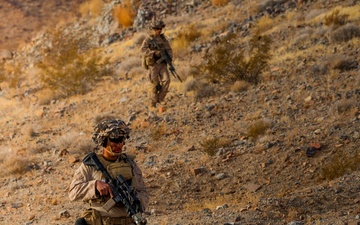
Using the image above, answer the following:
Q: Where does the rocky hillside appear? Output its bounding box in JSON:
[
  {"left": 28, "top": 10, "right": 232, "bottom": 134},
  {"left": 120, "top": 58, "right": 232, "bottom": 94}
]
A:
[{"left": 1, "top": 0, "right": 360, "bottom": 225}]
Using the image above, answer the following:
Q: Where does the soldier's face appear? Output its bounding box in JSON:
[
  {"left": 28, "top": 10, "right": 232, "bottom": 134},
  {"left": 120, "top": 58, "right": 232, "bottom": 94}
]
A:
[{"left": 154, "top": 28, "right": 162, "bottom": 35}]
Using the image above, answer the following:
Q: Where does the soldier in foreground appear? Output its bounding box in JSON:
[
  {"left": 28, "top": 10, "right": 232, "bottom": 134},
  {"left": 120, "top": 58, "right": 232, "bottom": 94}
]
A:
[
  {"left": 69, "top": 119, "right": 149, "bottom": 225},
  {"left": 141, "top": 20, "right": 173, "bottom": 108}
]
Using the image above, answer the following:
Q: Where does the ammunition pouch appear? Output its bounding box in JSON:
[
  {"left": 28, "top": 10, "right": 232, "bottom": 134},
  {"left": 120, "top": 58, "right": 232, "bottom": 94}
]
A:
[
  {"left": 142, "top": 55, "right": 149, "bottom": 70},
  {"left": 145, "top": 57, "right": 155, "bottom": 66}
]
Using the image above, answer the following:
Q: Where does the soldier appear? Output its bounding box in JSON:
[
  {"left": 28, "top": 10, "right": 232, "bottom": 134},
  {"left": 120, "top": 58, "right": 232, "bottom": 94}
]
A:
[
  {"left": 141, "top": 20, "right": 173, "bottom": 108},
  {"left": 69, "top": 119, "right": 149, "bottom": 225}
]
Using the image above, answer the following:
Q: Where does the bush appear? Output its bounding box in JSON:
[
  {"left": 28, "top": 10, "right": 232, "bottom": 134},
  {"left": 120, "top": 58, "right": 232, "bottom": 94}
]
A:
[
  {"left": 324, "top": 9, "right": 348, "bottom": 28},
  {"left": 320, "top": 150, "right": 360, "bottom": 180},
  {"left": 184, "top": 78, "right": 216, "bottom": 100},
  {"left": 246, "top": 120, "right": 270, "bottom": 139},
  {"left": 196, "top": 32, "right": 271, "bottom": 84},
  {"left": 150, "top": 124, "right": 167, "bottom": 141},
  {"left": 37, "top": 31, "right": 113, "bottom": 98},
  {"left": 113, "top": 0, "right": 136, "bottom": 28},
  {"left": 200, "top": 136, "right": 231, "bottom": 156},
  {"left": 330, "top": 23, "right": 360, "bottom": 42},
  {"left": 172, "top": 24, "right": 202, "bottom": 51},
  {"left": 0, "top": 60, "right": 24, "bottom": 88}
]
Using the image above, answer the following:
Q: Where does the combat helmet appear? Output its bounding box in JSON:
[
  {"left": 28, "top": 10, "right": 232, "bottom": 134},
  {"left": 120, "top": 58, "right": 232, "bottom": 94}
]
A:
[
  {"left": 92, "top": 119, "right": 131, "bottom": 147},
  {"left": 150, "top": 20, "right": 165, "bottom": 29}
]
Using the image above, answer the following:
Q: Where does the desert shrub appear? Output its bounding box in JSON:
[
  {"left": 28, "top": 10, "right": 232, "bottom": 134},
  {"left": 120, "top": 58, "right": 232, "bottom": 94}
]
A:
[
  {"left": 150, "top": 123, "right": 167, "bottom": 141},
  {"left": 37, "top": 31, "right": 113, "bottom": 98},
  {"left": 79, "top": 0, "right": 104, "bottom": 17},
  {"left": 320, "top": 150, "right": 360, "bottom": 180},
  {"left": 0, "top": 61, "right": 24, "bottom": 88},
  {"left": 230, "top": 80, "right": 250, "bottom": 93},
  {"left": 200, "top": 136, "right": 231, "bottom": 156},
  {"left": 196, "top": 32, "right": 271, "bottom": 84},
  {"left": 246, "top": 120, "right": 270, "bottom": 139},
  {"left": 172, "top": 24, "right": 202, "bottom": 51},
  {"left": 324, "top": 9, "right": 348, "bottom": 28},
  {"left": 211, "top": 0, "right": 229, "bottom": 6},
  {"left": 256, "top": 15, "right": 275, "bottom": 32},
  {"left": 113, "top": 0, "right": 136, "bottom": 28},
  {"left": 0, "top": 60, "right": 5, "bottom": 83},
  {"left": 184, "top": 78, "right": 216, "bottom": 99},
  {"left": 118, "top": 56, "right": 141, "bottom": 72},
  {"left": 333, "top": 99, "right": 356, "bottom": 115},
  {"left": 330, "top": 23, "right": 360, "bottom": 42},
  {"left": 0, "top": 149, "right": 31, "bottom": 177}
]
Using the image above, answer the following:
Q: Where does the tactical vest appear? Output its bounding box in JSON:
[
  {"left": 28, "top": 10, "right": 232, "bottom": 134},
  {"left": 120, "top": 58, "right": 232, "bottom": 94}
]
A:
[
  {"left": 143, "top": 34, "right": 167, "bottom": 68},
  {"left": 88, "top": 154, "right": 137, "bottom": 206},
  {"left": 97, "top": 154, "right": 136, "bottom": 188}
]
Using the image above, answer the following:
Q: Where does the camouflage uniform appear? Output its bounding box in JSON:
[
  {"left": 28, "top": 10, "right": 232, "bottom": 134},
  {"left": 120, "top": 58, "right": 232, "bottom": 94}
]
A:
[
  {"left": 140, "top": 20, "right": 173, "bottom": 107},
  {"left": 69, "top": 119, "right": 149, "bottom": 225}
]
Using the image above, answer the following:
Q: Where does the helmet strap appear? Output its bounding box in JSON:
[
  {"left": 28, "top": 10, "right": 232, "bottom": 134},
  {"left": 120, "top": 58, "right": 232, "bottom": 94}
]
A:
[{"left": 104, "top": 145, "right": 121, "bottom": 157}]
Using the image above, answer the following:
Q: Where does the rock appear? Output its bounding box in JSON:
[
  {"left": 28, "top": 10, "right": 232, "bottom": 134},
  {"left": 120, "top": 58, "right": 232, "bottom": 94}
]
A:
[{"left": 59, "top": 210, "right": 70, "bottom": 218}]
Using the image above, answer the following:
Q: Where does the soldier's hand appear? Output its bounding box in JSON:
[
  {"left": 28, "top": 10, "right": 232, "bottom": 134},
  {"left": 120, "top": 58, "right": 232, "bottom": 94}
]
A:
[
  {"left": 96, "top": 180, "right": 113, "bottom": 197},
  {"left": 153, "top": 50, "right": 161, "bottom": 57}
]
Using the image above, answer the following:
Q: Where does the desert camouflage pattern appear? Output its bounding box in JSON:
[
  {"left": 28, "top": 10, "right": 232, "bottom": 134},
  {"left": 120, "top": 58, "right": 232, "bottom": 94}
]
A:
[
  {"left": 150, "top": 20, "right": 165, "bottom": 29},
  {"left": 69, "top": 154, "right": 149, "bottom": 222},
  {"left": 141, "top": 33, "right": 172, "bottom": 106},
  {"left": 92, "top": 119, "right": 131, "bottom": 147}
]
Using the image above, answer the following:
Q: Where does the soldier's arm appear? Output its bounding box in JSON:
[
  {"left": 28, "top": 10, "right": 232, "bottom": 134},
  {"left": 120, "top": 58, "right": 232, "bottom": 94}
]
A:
[
  {"left": 132, "top": 162, "right": 149, "bottom": 210},
  {"left": 68, "top": 163, "right": 99, "bottom": 202},
  {"left": 140, "top": 37, "right": 155, "bottom": 56}
]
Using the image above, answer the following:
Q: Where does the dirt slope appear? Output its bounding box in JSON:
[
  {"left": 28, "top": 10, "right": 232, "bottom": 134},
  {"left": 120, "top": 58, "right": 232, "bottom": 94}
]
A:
[{"left": 0, "top": 0, "right": 360, "bottom": 225}]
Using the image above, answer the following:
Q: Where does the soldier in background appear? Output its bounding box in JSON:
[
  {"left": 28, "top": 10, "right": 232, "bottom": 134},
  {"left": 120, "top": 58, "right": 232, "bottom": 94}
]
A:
[
  {"left": 69, "top": 118, "right": 149, "bottom": 225},
  {"left": 140, "top": 20, "right": 173, "bottom": 108}
]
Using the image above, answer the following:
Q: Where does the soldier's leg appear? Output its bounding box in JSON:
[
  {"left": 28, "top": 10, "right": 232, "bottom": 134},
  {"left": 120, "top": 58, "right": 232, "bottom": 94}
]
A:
[
  {"left": 158, "top": 64, "right": 170, "bottom": 103},
  {"left": 150, "top": 66, "right": 161, "bottom": 106},
  {"left": 81, "top": 208, "right": 102, "bottom": 225}
]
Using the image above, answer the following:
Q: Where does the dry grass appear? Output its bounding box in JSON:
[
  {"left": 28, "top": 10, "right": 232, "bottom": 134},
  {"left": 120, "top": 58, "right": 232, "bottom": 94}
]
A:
[
  {"left": 35, "top": 88, "right": 56, "bottom": 106},
  {"left": 246, "top": 120, "right": 271, "bottom": 139},
  {"left": 320, "top": 150, "right": 360, "bottom": 180},
  {"left": 79, "top": 0, "right": 104, "bottom": 18},
  {"left": 330, "top": 23, "right": 360, "bottom": 42},
  {"left": 184, "top": 193, "right": 252, "bottom": 212},
  {"left": 172, "top": 23, "right": 202, "bottom": 55},
  {"left": 116, "top": 56, "right": 142, "bottom": 77},
  {"left": 0, "top": 148, "right": 32, "bottom": 177},
  {"left": 200, "top": 136, "right": 231, "bottom": 156},
  {"left": 230, "top": 81, "right": 251, "bottom": 93},
  {"left": 255, "top": 14, "right": 276, "bottom": 33},
  {"left": 211, "top": 0, "right": 229, "bottom": 6},
  {"left": 113, "top": 0, "right": 136, "bottom": 28},
  {"left": 150, "top": 123, "right": 167, "bottom": 141}
]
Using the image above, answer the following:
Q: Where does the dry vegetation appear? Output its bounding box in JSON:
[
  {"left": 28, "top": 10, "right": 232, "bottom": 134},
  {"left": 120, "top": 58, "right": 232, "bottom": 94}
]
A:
[{"left": 0, "top": 0, "right": 360, "bottom": 224}]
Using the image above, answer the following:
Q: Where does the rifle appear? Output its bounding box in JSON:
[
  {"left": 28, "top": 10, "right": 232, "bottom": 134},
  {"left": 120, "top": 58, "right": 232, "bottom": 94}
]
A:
[
  {"left": 83, "top": 152, "right": 147, "bottom": 225},
  {"left": 150, "top": 37, "right": 183, "bottom": 82}
]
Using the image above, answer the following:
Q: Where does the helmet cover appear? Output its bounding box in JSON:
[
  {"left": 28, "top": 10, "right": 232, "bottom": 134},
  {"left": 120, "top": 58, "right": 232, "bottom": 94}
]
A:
[
  {"left": 92, "top": 119, "right": 131, "bottom": 147},
  {"left": 150, "top": 20, "right": 165, "bottom": 29}
]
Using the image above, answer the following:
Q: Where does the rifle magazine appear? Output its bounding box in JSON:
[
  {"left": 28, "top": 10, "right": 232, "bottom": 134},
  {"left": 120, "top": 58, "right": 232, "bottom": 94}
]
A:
[{"left": 103, "top": 198, "right": 117, "bottom": 212}]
